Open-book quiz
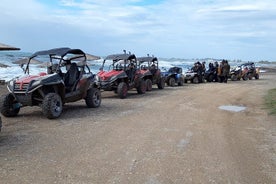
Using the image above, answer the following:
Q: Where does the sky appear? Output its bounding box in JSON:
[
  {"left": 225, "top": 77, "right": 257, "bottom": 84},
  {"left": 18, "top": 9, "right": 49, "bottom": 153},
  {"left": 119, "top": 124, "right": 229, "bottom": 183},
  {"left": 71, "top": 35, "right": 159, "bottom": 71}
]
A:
[{"left": 1, "top": 0, "right": 276, "bottom": 61}]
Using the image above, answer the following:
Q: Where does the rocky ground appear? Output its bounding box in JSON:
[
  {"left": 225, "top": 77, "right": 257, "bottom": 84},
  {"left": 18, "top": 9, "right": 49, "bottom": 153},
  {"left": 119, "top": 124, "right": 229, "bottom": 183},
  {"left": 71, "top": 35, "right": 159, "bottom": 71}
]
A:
[{"left": 0, "top": 72, "right": 275, "bottom": 184}]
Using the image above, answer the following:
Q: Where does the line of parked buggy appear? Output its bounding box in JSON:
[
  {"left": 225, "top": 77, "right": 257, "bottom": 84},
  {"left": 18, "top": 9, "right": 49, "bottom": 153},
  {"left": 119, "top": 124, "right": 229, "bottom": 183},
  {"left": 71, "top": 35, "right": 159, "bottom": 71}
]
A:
[
  {"left": 0, "top": 48, "right": 261, "bottom": 131},
  {"left": 165, "top": 61, "right": 260, "bottom": 86},
  {"left": 0, "top": 48, "right": 166, "bottom": 123}
]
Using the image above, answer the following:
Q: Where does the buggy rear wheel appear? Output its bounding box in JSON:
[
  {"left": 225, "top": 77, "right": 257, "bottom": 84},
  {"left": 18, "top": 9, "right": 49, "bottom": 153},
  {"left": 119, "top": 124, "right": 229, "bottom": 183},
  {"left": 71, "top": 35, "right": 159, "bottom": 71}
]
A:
[
  {"left": 231, "top": 74, "right": 237, "bottom": 81},
  {"left": 243, "top": 74, "right": 249, "bottom": 81},
  {"left": 85, "top": 88, "right": 101, "bottom": 108},
  {"left": 193, "top": 77, "right": 199, "bottom": 84},
  {"left": 145, "top": 79, "right": 152, "bottom": 91},
  {"left": 0, "top": 93, "right": 20, "bottom": 117},
  {"left": 118, "top": 82, "right": 128, "bottom": 99},
  {"left": 137, "top": 80, "right": 146, "bottom": 94},
  {"left": 169, "top": 77, "right": 175, "bottom": 87},
  {"left": 157, "top": 78, "right": 165, "bottom": 89},
  {"left": 42, "top": 93, "right": 62, "bottom": 119},
  {"left": 248, "top": 73, "right": 253, "bottom": 80},
  {"left": 178, "top": 77, "right": 184, "bottom": 86}
]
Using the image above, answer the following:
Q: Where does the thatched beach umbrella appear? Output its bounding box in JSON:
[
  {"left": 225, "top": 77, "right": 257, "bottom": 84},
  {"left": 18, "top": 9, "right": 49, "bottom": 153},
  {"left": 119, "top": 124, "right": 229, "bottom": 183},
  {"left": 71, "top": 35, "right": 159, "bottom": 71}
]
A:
[
  {"left": 85, "top": 53, "right": 101, "bottom": 61},
  {"left": 0, "top": 43, "right": 20, "bottom": 51},
  {"left": 12, "top": 58, "right": 42, "bottom": 65},
  {"left": 0, "top": 63, "right": 9, "bottom": 68}
]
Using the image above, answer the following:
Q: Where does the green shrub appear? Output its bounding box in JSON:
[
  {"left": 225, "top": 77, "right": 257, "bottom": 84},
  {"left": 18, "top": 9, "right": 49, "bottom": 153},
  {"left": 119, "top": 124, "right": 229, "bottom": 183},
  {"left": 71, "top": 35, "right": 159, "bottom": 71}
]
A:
[{"left": 265, "top": 88, "right": 276, "bottom": 115}]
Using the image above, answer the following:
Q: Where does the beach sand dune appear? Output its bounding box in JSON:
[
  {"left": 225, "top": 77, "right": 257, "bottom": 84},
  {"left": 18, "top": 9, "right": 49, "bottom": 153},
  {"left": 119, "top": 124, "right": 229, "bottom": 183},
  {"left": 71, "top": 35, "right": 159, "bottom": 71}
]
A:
[{"left": 0, "top": 72, "right": 275, "bottom": 183}]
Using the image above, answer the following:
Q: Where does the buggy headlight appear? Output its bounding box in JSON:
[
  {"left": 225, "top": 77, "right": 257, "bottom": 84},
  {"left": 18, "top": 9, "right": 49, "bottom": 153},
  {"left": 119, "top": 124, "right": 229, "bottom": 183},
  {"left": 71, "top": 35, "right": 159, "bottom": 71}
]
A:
[
  {"left": 31, "top": 80, "right": 41, "bottom": 87},
  {"left": 7, "top": 80, "right": 14, "bottom": 91},
  {"left": 95, "top": 75, "right": 100, "bottom": 82}
]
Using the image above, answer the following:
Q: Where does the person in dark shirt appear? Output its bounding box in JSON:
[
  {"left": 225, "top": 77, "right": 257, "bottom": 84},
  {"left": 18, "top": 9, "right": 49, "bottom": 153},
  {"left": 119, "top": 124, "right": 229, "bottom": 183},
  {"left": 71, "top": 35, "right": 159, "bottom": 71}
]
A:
[{"left": 223, "top": 60, "right": 230, "bottom": 83}]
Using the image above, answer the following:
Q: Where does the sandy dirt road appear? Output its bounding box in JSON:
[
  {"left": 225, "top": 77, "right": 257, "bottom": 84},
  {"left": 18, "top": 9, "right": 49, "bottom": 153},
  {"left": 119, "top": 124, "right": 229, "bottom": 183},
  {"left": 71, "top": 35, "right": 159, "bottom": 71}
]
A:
[{"left": 0, "top": 73, "right": 275, "bottom": 184}]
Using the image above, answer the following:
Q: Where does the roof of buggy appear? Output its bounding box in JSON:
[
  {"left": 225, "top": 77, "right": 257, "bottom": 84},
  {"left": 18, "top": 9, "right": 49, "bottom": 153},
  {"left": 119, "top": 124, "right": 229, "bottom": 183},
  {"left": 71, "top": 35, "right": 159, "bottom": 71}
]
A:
[
  {"left": 168, "top": 66, "right": 182, "bottom": 73},
  {"left": 137, "top": 56, "right": 158, "bottom": 63},
  {"left": 169, "top": 66, "right": 182, "bottom": 70},
  {"left": 30, "top": 47, "right": 86, "bottom": 59},
  {"left": 104, "top": 53, "right": 136, "bottom": 61},
  {"left": 242, "top": 62, "right": 255, "bottom": 66}
]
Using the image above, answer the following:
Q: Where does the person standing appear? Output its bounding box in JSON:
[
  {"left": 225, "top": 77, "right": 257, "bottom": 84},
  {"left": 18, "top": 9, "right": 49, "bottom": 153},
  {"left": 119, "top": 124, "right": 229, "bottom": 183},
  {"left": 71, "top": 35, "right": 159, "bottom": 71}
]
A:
[
  {"left": 218, "top": 60, "right": 225, "bottom": 83},
  {"left": 214, "top": 61, "right": 219, "bottom": 82},
  {"left": 222, "top": 60, "right": 230, "bottom": 83}
]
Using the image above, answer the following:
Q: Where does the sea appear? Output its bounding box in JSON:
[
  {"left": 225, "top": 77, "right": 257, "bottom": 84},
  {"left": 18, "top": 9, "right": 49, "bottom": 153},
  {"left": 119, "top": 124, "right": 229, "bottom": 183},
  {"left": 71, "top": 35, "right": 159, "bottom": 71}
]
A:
[{"left": 0, "top": 51, "right": 275, "bottom": 82}]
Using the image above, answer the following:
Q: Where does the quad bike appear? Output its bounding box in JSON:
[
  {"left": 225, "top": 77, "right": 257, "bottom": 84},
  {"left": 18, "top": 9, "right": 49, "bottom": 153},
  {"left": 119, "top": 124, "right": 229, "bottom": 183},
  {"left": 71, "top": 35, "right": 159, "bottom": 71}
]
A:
[
  {"left": 244, "top": 62, "right": 260, "bottom": 80},
  {"left": 97, "top": 51, "right": 146, "bottom": 99},
  {"left": 0, "top": 47, "right": 101, "bottom": 119},
  {"left": 162, "top": 66, "right": 185, "bottom": 87},
  {"left": 230, "top": 65, "right": 249, "bottom": 81},
  {"left": 137, "top": 55, "right": 165, "bottom": 91},
  {"left": 184, "top": 69, "right": 204, "bottom": 84},
  {"left": 204, "top": 67, "right": 217, "bottom": 82}
]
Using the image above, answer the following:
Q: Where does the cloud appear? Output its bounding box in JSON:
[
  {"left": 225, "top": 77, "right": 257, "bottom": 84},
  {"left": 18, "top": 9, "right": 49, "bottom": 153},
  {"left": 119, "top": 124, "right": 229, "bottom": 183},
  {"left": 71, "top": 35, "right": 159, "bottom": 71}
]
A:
[{"left": 0, "top": 0, "right": 276, "bottom": 60}]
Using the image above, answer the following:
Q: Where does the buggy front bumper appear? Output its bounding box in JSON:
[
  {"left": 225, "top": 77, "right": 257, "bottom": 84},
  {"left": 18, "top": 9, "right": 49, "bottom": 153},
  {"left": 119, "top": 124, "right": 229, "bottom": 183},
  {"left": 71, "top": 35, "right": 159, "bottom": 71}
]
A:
[{"left": 100, "top": 81, "right": 115, "bottom": 91}]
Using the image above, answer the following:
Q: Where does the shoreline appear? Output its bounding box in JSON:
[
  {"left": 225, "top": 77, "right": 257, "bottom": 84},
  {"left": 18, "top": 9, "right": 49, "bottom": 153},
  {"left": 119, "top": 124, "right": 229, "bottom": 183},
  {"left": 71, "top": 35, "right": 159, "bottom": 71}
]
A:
[{"left": 0, "top": 65, "right": 275, "bottom": 83}]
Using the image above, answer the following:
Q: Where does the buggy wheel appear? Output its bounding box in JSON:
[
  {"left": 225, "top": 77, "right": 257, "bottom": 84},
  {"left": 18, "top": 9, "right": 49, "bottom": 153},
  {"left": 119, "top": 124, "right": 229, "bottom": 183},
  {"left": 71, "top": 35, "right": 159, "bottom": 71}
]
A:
[
  {"left": 248, "top": 73, "right": 253, "bottom": 80},
  {"left": 178, "top": 77, "right": 184, "bottom": 86},
  {"left": 145, "top": 79, "right": 152, "bottom": 91},
  {"left": 85, "top": 88, "right": 101, "bottom": 108},
  {"left": 255, "top": 73, "right": 259, "bottom": 79},
  {"left": 0, "top": 93, "right": 20, "bottom": 117},
  {"left": 157, "top": 78, "right": 165, "bottom": 89},
  {"left": 42, "top": 93, "right": 62, "bottom": 119},
  {"left": 231, "top": 74, "right": 237, "bottom": 81},
  {"left": 137, "top": 80, "right": 146, "bottom": 94},
  {"left": 169, "top": 78, "right": 175, "bottom": 87},
  {"left": 208, "top": 74, "right": 214, "bottom": 82},
  {"left": 243, "top": 74, "right": 249, "bottom": 81},
  {"left": 118, "top": 82, "right": 128, "bottom": 99},
  {"left": 193, "top": 77, "right": 199, "bottom": 84}
]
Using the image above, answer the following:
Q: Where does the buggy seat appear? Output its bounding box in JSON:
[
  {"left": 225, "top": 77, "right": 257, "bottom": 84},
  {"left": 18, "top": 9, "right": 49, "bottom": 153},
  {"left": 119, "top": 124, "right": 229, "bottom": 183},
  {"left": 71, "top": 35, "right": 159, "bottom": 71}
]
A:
[{"left": 64, "top": 63, "right": 80, "bottom": 91}]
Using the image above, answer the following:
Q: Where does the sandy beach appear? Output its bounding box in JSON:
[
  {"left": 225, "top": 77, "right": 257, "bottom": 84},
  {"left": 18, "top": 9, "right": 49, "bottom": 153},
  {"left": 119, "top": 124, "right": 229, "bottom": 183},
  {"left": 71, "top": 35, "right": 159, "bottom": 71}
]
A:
[{"left": 0, "top": 72, "right": 275, "bottom": 183}]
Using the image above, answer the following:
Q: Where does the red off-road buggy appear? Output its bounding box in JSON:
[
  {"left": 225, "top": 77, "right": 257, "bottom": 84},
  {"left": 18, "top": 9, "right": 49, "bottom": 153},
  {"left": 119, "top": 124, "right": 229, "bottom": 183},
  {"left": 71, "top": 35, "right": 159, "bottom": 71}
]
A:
[
  {"left": 97, "top": 51, "right": 146, "bottom": 99},
  {"left": 137, "top": 56, "right": 165, "bottom": 90}
]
